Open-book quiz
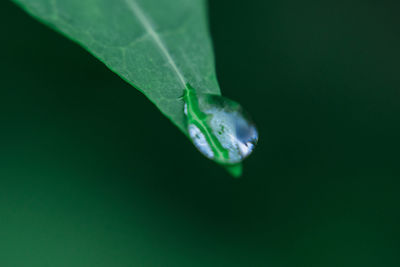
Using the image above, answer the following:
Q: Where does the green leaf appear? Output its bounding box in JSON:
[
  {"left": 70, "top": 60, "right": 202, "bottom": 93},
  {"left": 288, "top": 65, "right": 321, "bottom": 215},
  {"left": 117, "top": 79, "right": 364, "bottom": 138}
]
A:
[
  {"left": 12, "top": 0, "right": 220, "bottom": 133},
  {"left": 11, "top": 0, "right": 244, "bottom": 176}
]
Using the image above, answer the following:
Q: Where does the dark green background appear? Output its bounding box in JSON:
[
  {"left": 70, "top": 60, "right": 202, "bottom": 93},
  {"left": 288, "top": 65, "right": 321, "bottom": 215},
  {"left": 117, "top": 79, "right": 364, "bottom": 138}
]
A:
[{"left": 1, "top": 0, "right": 399, "bottom": 266}]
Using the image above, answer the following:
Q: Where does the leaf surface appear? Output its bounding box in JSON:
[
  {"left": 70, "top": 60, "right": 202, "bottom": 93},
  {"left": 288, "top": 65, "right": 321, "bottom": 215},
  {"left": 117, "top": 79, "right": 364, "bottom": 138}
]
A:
[{"left": 12, "top": 0, "right": 220, "bottom": 133}]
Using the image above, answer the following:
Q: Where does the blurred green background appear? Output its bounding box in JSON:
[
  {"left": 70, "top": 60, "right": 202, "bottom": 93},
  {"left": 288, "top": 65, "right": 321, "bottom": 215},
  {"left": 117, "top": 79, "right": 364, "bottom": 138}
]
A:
[{"left": 1, "top": 0, "right": 399, "bottom": 266}]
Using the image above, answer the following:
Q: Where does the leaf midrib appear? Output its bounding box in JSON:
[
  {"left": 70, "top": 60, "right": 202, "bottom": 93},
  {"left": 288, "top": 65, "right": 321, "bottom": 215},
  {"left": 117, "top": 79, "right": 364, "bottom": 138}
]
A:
[{"left": 124, "top": 0, "right": 187, "bottom": 88}]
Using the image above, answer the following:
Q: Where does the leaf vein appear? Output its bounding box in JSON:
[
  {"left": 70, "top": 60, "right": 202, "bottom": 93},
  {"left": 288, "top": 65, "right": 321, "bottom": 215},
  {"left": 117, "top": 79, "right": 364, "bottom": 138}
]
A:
[{"left": 124, "top": 0, "right": 187, "bottom": 88}]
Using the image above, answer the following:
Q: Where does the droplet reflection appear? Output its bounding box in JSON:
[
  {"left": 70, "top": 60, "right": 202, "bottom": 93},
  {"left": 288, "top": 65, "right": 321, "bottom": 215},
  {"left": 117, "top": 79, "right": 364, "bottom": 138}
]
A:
[{"left": 184, "top": 91, "right": 258, "bottom": 164}]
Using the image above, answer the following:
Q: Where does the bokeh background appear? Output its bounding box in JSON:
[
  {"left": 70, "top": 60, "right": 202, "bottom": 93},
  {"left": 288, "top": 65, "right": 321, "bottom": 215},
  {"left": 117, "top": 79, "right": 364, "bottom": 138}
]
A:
[{"left": 1, "top": 0, "right": 400, "bottom": 266}]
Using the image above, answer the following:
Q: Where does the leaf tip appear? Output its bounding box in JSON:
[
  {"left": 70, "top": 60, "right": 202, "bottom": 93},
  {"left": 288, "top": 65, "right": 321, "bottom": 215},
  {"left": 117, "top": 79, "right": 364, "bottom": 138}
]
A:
[{"left": 224, "top": 164, "right": 243, "bottom": 178}]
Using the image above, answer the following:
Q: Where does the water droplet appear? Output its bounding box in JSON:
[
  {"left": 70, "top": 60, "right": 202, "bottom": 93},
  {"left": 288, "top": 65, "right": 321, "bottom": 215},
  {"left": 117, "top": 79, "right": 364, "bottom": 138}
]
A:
[{"left": 184, "top": 86, "right": 258, "bottom": 164}]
